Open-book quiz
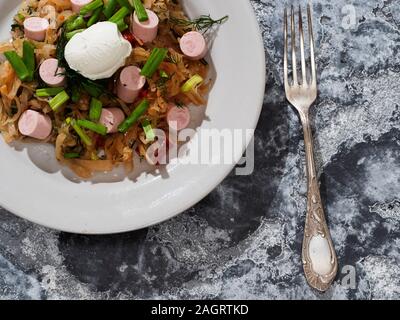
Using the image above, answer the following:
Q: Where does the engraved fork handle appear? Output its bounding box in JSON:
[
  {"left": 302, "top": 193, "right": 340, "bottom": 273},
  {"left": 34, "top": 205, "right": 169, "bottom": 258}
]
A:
[{"left": 299, "top": 111, "right": 338, "bottom": 292}]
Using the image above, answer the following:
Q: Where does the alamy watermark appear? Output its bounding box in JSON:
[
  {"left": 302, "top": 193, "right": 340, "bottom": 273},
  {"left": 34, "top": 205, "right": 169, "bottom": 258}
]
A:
[
  {"left": 341, "top": 265, "right": 356, "bottom": 289},
  {"left": 143, "top": 125, "right": 255, "bottom": 176}
]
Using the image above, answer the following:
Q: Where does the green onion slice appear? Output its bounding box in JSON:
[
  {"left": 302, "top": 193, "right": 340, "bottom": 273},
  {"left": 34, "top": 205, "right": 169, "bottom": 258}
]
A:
[
  {"left": 115, "top": 19, "right": 129, "bottom": 32},
  {"left": 49, "top": 90, "right": 70, "bottom": 112},
  {"left": 89, "top": 97, "right": 103, "bottom": 122},
  {"left": 66, "top": 118, "right": 93, "bottom": 146},
  {"left": 65, "top": 15, "right": 86, "bottom": 32},
  {"left": 103, "top": 0, "right": 118, "bottom": 19},
  {"left": 140, "top": 48, "right": 168, "bottom": 78},
  {"left": 3, "top": 51, "right": 30, "bottom": 82},
  {"left": 16, "top": 13, "right": 25, "bottom": 22},
  {"left": 118, "top": 99, "right": 150, "bottom": 133},
  {"left": 133, "top": 0, "right": 149, "bottom": 22},
  {"left": 181, "top": 74, "right": 203, "bottom": 93},
  {"left": 36, "top": 87, "right": 64, "bottom": 97},
  {"left": 117, "top": 0, "right": 133, "bottom": 12},
  {"left": 64, "top": 14, "right": 77, "bottom": 30},
  {"left": 109, "top": 6, "right": 130, "bottom": 23},
  {"left": 142, "top": 119, "right": 155, "bottom": 141},
  {"left": 22, "top": 41, "right": 35, "bottom": 82},
  {"left": 66, "top": 28, "right": 86, "bottom": 40},
  {"left": 80, "top": 0, "right": 103, "bottom": 16},
  {"left": 77, "top": 119, "right": 107, "bottom": 136},
  {"left": 87, "top": 6, "right": 104, "bottom": 27}
]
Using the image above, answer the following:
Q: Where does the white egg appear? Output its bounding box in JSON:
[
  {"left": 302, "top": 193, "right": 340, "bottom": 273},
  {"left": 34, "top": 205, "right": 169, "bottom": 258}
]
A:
[{"left": 64, "top": 22, "right": 132, "bottom": 80}]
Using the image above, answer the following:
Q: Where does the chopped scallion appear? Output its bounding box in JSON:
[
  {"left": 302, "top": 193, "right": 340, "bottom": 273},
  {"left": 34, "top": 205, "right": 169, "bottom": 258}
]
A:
[
  {"left": 22, "top": 41, "right": 35, "bottom": 82},
  {"left": 117, "top": 0, "right": 133, "bottom": 12},
  {"left": 66, "top": 118, "right": 93, "bottom": 146},
  {"left": 142, "top": 119, "right": 155, "bottom": 141},
  {"left": 115, "top": 19, "right": 128, "bottom": 32},
  {"left": 80, "top": 0, "right": 103, "bottom": 16},
  {"left": 140, "top": 48, "right": 168, "bottom": 78},
  {"left": 3, "top": 51, "right": 30, "bottom": 81},
  {"left": 103, "top": 0, "right": 118, "bottom": 19},
  {"left": 118, "top": 99, "right": 150, "bottom": 133},
  {"left": 36, "top": 87, "right": 64, "bottom": 97},
  {"left": 133, "top": 0, "right": 149, "bottom": 22},
  {"left": 66, "top": 28, "right": 86, "bottom": 40},
  {"left": 16, "top": 13, "right": 25, "bottom": 22},
  {"left": 64, "top": 14, "right": 77, "bottom": 30},
  {"left": 77, "top": 119, "right": 107, "bottom": 136},
  {"left": 109, "top": 6, "right": 130, "bottom": 23},
  {"left": 89, "top": 97, "right": 103, "bottom": 121},
  {"left": 88, "top": 6, "right": 104, "bottom": 27},
  {"left": 65, "top": 15, "right": 86, "bottom": 32},
  {"left": 49, "top": 90, "right": 70, "bottom": 112},
  {"left": 181, "top": 74, "right": 203, "bottom": 93}
]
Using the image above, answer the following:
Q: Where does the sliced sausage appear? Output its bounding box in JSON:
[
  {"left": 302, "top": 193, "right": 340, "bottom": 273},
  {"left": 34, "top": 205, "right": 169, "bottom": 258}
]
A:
[
  {"left": 99, "top": 108, "right": 125, "bottom": 133},
  {"left": 179, "top": 31, "right": 208, "bottom": 60},
  {"left": 23, "top": 17, "right": 49, "bottom": 42},
  {"left": 18, "top": 110, "right": 52, "bottom": 140},
  {"left": 117, "top": 66, "right": 146, "bottom": 103},
  {"left": 167, "top": 105, "right": 191, "bottom": 131},
  {"left": 71, "top": 0, "right": 92, "bottom": 13},
  {"left": 39, "top": 58, "right": 66, "bottom": 87},
  {"left": 131, "top": 9, "right": 159, "bottom": 44}
]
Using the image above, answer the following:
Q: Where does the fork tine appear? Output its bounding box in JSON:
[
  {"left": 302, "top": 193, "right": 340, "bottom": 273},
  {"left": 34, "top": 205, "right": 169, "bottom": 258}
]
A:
[
  {"left": 290, "top": 6, "right": 298, "bottom": 85},
  {"left": 298, "top": 6, "right": 307, "bottom": 86},
  {"left": 284, "top": 8, "right": 289, "bottom": 89},
  {"left": 307, "top": 4, "right": 317, "bottom": 84}
]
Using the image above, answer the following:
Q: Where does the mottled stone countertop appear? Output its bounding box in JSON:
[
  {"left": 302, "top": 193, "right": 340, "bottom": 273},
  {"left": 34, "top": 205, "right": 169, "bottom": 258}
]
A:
[{"left": 1, "top": 0, "right": 400, "bottom": 299}]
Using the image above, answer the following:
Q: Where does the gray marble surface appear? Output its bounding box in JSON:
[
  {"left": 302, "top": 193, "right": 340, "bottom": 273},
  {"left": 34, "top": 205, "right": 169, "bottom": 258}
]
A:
[{"left": 1, "top": 0, "right": 400, "bottom": 300}]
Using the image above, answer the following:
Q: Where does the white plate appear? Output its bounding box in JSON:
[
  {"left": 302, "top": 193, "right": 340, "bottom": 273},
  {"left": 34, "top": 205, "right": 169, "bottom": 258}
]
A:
[{"left": 0, "top": 0, "right": 265, "bottom": 234}]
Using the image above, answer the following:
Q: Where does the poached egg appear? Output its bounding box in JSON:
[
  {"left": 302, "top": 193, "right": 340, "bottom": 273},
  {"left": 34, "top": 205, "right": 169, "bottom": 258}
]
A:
[{"left": 64, "top": 22, "right": 132, "bottom": 80}]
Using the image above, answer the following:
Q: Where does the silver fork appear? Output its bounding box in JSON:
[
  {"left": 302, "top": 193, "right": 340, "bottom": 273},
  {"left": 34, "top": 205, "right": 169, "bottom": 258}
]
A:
[{"left": 284, "top": 5, "right": 338, "bottom": 291}]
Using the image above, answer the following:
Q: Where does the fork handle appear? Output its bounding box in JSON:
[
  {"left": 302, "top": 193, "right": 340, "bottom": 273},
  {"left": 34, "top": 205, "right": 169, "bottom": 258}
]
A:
[{"left": 299, "top": 111, "right": 338, "bottom": 292}]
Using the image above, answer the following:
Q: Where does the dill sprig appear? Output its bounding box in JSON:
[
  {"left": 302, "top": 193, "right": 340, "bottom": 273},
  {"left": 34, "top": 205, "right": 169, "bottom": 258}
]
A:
[
  {"left": 170, "top": 14, "right": 229, "bottom": 33},
  {"left": 56, "top": 29, "right": 68, "bottom": 68}
]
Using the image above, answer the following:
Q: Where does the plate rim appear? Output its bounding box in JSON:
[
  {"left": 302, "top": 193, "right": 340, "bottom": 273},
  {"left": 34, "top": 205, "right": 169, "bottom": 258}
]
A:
[{"left": 0, "top": 0, "right": 266, "bottom": 234}]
